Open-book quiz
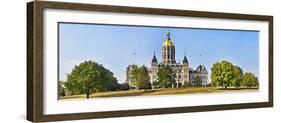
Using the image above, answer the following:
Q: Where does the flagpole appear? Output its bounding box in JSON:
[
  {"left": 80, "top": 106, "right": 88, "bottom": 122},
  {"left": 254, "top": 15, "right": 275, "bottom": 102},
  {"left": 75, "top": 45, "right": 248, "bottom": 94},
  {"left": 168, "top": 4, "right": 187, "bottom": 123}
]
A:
[{"left": 133, "top": 52, "right": 136, "bottom": 65}]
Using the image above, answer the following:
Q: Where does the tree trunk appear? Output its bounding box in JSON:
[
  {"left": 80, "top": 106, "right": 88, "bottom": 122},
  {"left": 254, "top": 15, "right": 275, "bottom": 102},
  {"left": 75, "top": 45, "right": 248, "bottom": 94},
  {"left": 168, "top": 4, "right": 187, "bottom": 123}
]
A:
[
  {"left": 225, "top": 86, "right": 227, "bottom": 90},
  {"left": 86, "top": 91, "right": 90, "bottom": 99}
]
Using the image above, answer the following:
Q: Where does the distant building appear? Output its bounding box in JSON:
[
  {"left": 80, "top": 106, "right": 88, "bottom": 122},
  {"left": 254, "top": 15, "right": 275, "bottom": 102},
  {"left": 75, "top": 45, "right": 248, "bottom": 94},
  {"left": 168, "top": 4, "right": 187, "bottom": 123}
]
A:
[
  {"left": 126, "top": 32, "right": 208, "bottom": 88},
  {"left": 189, "top": 65, "right": 208, "bottom": 86}
]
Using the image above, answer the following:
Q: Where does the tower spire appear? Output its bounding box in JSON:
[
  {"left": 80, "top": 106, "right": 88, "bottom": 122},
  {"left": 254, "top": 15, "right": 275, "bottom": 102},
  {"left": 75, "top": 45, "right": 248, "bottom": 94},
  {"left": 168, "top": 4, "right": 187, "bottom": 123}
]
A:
[
  {"left": 152, "top": 51, "right": 158, "bottom": 63},
  {"left": 183, "top": 51, "right": 188, "bottom": 64}
]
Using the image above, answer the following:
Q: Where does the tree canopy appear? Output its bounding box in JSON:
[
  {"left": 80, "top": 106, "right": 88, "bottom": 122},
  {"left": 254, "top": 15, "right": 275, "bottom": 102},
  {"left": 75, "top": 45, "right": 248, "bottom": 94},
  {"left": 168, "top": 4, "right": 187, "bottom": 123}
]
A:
[
  {"left": 131, "top": 65, "right": 151, "bottom": 91},
  {"left": 242, "top": 72, "right": 258, "bottom": 88},
  {"left": 211, "top": 60, "right": 234, "bottom": 89},
  {"left": 232, "top": 66, "right": 243, "bottom": 88},
  {"left": 64, "top": 60, "right": 118, "bottom": 98},
  {"left": 58, "top": 81, "right": 66, "bottom": 97},
  {"left": 211, "top": 60, "right": 257, "bottom": 89},
  {"left": 157, "top": 65, "right": 176, "bottom": 88}
]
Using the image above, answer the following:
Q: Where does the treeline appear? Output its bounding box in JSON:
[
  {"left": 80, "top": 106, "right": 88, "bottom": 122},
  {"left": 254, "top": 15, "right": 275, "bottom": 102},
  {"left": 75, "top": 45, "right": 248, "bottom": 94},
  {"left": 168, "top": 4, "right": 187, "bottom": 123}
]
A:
[
  {"left": 59, "top": 60, "right": 258, "bottom": 98},
  {"left": 130, "top": 65, "right": 179, "bottom": 90},
  {"left": 58, "top": 61, "right": 130, "bottom": 99},
  {"left": 211, "top": 60, "right": 258, "bottom": 89}
]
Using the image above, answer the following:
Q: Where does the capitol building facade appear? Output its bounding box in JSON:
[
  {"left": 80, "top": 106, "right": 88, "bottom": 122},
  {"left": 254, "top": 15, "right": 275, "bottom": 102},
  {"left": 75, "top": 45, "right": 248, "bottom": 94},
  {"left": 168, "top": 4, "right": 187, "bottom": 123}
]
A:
[{"left": 126, "top": 32, "right": 208, "bottom": 88}]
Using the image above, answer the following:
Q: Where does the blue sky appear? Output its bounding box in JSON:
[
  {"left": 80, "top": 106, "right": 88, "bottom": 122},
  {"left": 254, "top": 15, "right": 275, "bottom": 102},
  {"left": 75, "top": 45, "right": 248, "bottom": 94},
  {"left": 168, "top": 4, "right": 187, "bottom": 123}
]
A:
[{"left": 59, "top": 23, "right": 259, "bottom": 83}]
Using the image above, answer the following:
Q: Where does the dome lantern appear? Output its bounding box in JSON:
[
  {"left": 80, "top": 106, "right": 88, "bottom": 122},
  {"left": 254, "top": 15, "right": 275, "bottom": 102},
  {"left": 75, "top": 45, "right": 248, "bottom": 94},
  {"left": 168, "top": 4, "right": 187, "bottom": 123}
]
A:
[
  {"left": 162, "top": 31, "right": 176, "bottom": 64},
  {"left": 162, "top": 31, "right": 175, "bottom": 47}
]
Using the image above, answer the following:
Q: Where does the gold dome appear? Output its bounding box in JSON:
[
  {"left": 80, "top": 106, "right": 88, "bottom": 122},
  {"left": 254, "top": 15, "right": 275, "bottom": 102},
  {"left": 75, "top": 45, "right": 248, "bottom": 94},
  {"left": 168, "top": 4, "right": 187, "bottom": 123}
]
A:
[
  {"left": 162, "top": 39, "right": 175, "bottom": 47},
  {"left": 162, "top": 32, "right": 174, "bottom": 47}
]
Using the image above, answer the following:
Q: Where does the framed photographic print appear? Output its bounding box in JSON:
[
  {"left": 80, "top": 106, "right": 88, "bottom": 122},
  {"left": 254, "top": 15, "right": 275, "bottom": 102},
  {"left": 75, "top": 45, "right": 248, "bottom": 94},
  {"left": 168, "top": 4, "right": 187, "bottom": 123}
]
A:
[{"left": 27, "top": 1, "right": 273, "bottom": 122}]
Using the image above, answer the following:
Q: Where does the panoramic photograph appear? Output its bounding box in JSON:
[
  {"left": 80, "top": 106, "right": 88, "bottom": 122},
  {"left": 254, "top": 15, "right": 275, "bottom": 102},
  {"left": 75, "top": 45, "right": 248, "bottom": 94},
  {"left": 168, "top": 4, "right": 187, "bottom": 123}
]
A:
[{"left": 58, "top": 23, "right": 259, "bottom": 100}]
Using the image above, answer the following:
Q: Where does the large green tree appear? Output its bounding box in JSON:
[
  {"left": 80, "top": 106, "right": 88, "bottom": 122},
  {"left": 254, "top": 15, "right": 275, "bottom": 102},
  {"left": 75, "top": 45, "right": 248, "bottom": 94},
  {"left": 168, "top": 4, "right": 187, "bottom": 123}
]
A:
[
  {"left": 211, "top": 60, "right": 235, "bottom": 89},
  {"left": 157, "top": 65, "right": 176, "bottom": 88},
  {"left": 241, "top": 72, "right": 258, "bottom": 88},
  {"left": 65, "top": 60, "right": 118, "bottom": 99},
  {"left": 211, "top": 62, "right": 222, "bottom": 87},
  {"left": 131, "top": 65, "right": 151, "bottom": 91}
]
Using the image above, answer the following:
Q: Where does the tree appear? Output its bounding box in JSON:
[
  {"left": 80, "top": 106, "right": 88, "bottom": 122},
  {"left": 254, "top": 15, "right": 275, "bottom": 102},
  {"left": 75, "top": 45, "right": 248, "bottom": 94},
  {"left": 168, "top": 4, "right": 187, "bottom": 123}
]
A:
[
  {"left": 193, "top": 76, "right": 202, "bottom": 87},
  {"left": 120, "top": 83, "right": 130, "bottom": 90},
  {"left": 211, "top": 60, "right": 235, "bottom": 89},
  {"left": 157, "top": 65, "right": 176, "bottom": 88},
  {"left": 152, "top": 80, "right": 160, "bottom": 89},
  {"left": 232, "top": 66, "right": 243, "bottom": 88},
  {"left": 141, "top": 81, "right": 152, "bottom": 91},
  {"left": 104, "top": 81, "right": 120, "bottom": 92},
  {"left": 211, "top": 62, "right": 222, "bottom": 87},
  {"left": 58, "top": 81, "right": 66, "bottom": 97},
  {"left": 242, "top": 72, "right": 258, "bottom": 88},
  {"left": 131, "top": 65, "right": 151, "bottom": 91},
  {"left": 65, "top": 60, "right": 118, "bottom": 99}
]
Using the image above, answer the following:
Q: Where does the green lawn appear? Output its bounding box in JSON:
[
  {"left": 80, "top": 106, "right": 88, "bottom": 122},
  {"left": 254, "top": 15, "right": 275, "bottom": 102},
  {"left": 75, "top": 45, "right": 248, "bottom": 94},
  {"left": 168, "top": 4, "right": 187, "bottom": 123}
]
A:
[{"left": 59, "top": 87, "right": 258, "bottom": 100}]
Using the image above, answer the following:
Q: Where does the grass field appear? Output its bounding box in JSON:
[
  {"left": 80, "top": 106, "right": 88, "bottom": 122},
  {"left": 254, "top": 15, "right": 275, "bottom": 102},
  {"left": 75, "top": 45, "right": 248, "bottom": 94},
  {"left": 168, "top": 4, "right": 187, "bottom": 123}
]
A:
[{"left": 59, "top": 87, "right": 258, "bottom": 100}]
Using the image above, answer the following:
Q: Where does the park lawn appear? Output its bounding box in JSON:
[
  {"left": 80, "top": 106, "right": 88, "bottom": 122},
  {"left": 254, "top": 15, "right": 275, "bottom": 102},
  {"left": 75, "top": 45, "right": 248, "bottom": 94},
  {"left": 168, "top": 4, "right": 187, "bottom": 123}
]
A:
[{"left": 59, "top": 87, "right": 258, "bottom": 100}]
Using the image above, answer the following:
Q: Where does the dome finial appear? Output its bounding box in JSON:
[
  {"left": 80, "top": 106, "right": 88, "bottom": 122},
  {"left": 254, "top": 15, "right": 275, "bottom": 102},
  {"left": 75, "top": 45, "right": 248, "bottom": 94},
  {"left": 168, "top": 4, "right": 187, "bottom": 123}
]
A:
[
  {"left": 166, "top": 31, "right": 171, "bottom": 40},
  {"left": 162, "top": 31, "right": 174, "bottom": 47}
]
